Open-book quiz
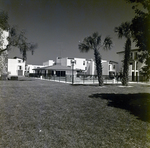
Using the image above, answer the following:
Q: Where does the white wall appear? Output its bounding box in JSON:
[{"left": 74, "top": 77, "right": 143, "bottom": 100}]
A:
[
  {"left": 8, "top": 58, "right": 26, "bottom": 76},
  {"left": 43, "top": 60, "right": 55, "bottom": 66},
  {"left": 102, "top": 62, "right": 109, "bottom": 75},
  {"left": 74, "top": 58, "right": 87, "bottom": 70},
  {"left": 86, "top": 59, "right": 95, "bottom": 75},
  {"left": 26, "top": 64, "right": 44, "bottom": 73},
  {"left": 56, "top": 57, "right": 87, "bottom": 71}
]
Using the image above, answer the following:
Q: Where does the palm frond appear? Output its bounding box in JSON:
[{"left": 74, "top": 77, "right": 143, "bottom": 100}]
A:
[
  {"left": 92, "top": 32, "right": 98, "bottom": 39},
  {"left": 86, "top": 36, "right": 94, "bottom": 48},
  {"left": 114, "top": 26, "right": 123, "bottom": 38},
  {"left": 96, "top": 35, "right": 101, "bottom": 46},
  {"left": 115, "top": 22, "right": 131, "bottom": 39},
  {"left": 78, "top": 43, "right": 90, "bottom": 53},
  {"left": 122, "top": 22, "right": 131, "bottom": 38},
  {"left": 103, "top": 36, "right": 113, "bottom": 50},
  {"left": 92, "top": 32, "right": 99, "bottom": 47}
]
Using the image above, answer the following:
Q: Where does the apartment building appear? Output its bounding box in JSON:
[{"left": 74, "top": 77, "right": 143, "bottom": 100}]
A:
[
  {"left": 56, "top": 57, "right": 118, "bottom": 77},
  {"left": 102, "top": 60, "right": 118, "bottom": 78},
  {"left": 8, "top": 57, "right": 26, "bottom": 76},
  {"left": 56, "top": 57, "right": 87, "bottom": 71},
  {"left": 117, "top": 49, "right": 144, "bottom": 81}
]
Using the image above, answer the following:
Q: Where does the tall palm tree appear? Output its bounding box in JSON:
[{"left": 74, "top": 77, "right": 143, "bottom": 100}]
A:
[
  {"left": 78, "top": 32, "right": 112, "bottom": 86},
  {"left": 114, "top": 22, "right": 131, "bottom": 86}
]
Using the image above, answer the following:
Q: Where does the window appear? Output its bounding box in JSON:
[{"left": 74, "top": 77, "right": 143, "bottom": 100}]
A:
[
  {"left": 18, "top": 60, "right": 21, "bottom": 63},
  {"left": 18, "top": 66, "right": 22, "bottom": 70},
  {"left": 70, "top": 60, "right": 76, "bottom": 65},
  {"left": 109, "top": 65, "right": 110, "bottom": 70},
  {"left": 136, "top": 62, "right": 138, "bottom": 70},
  {"left": 83, "top": 61, "right": 85, "bottom": 65},
  {"left": 113, "top": 65, "right": 115, "bottom": 69},
  {"left": 134, "top": 52, "right": 138, "bottom": 60},
  {"left": 130, "top": 53, "right": 133, "bottom": 59}
]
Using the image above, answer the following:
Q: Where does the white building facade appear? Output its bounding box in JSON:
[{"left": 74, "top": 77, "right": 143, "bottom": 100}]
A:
[
  {"left": 56, "top": 57, "right": 87, "bottom": 71},
  {"left": 117, "top": 49, "right": 145, "bottom": 81},
  {"left": 25, "top": 64, "right": 44, "bottom": 74},
  {"left": 43, "top": 60, "right": 55, "bottom": 67},
  {"left": 56, "top": 57, "right": 118, "bottom": 77},
  {"left": 8, "top": 57, "right": 26, "bottom": 76},
  {"left": 102, "top": 60, "right": 118, "bottom": 78}
]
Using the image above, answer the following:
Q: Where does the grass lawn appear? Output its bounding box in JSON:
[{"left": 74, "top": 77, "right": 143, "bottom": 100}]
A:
[{"left": 0, "top": 77, "right": 150, "bottom": 147}]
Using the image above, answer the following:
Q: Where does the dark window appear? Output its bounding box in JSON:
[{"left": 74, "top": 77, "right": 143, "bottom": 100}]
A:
[
  {"left": 83, "top": 61, "right": 85, "bottom": 65},
  {"left": 130, "top": 53, "right": 133, "bottom": 59},
  {"left": 19, "top": 66, "right": 22, "bottom": 70},
  {"left": 135, "top": 52, "right": 138, "bottom": 60},
  {"left": 113, "top": 65, "right": 115, "bottom": 69}
]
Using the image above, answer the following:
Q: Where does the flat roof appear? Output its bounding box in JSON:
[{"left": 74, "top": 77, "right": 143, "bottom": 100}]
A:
[
  {"left": 109, "top": 60, "right": 118, "bottom": 64},
  {"left": 117, "top": 48, "right": 139, "bottom": 54},
  {"left": 45, "top": 64, "right": 72, "bottom": 71},
  {"left": 33, "top": 64, "right": 75, "bottom": 71}
]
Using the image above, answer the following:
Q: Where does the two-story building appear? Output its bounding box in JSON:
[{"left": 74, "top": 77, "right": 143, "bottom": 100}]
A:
[
  {"left": 56, "top": 57, "right": 87, "bottom": 71},
  {"left": 102, "top": 60, "right": 118, "bottom": 78},
  {"left": 33, "top": 57, "right": 91, "bottom": 78},
  {"left": 56, "top": 57, "right": 118, "bottom": 78},
  {"left": 117, "top": 49, "right": 145, "bottom": 81},
  {"left": 8, "top": 57, "right": 26, "bottom": 76}
]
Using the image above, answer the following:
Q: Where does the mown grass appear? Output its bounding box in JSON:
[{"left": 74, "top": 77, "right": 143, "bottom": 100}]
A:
[{"left": 0, "top": 78, "right": 150, "bottom": 147}]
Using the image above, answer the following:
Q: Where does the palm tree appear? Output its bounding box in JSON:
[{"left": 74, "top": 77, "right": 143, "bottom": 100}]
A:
[
  {"left": 78, "top": 32, "right": 112, "bottom": 86},
  {"left": 114, "top": 22, "right": 131, "bottom": 86}
]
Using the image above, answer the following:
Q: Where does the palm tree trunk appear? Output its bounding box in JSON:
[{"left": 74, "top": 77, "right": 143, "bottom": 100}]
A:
[
  {"left": 94, "top": 48, "right": 103, "bottom": 86},
  {"left": 122, "top": 38, "right": 131, "bottom": 86}
]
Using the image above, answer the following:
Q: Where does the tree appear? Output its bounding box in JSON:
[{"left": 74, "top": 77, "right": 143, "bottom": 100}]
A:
[
  {"left": 0, "top": 11, "right": 9, "bottom": 31},
  {"left": 114, "top": 22, "right": 132, "bottom": 86},
  {"left": 78, "top": 32, "right": 112, "bottom": 86},
  {"left": 125, "top": 0, "right": 150, "bottom": 81},
  {"left": 0, "top": 10, "right": 37, "bottom": 61},
  {"left": 6, "top": 27, "right": 37, "bottom": 61}
]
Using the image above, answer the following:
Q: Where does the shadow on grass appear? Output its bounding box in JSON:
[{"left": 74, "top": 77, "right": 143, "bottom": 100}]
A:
[{"left": 89, "top": 93, "right": 150, "bottom": 123}]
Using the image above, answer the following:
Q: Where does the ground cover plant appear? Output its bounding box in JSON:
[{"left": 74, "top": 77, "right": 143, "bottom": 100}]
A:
[{"left": 0, "top": 78, "right": 150, "bottom": 147}]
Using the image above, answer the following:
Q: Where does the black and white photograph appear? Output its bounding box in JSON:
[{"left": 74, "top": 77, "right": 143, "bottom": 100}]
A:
[{"left": 0, "top": 0, "right": 150, "bottom": 147}]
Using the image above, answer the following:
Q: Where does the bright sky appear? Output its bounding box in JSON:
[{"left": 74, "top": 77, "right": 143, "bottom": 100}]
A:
[{"left": 0, "top": 0, "right": 136, "bottom": 65}]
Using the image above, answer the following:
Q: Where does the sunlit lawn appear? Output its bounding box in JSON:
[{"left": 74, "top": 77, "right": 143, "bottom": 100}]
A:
[{"left": 0, "top": 78, "right": 150, "bottom": 147}]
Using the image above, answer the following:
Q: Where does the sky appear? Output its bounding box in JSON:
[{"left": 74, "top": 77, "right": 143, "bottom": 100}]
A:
[{"left": 0, "top": 0, "right": 136, "bottom": 65}]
